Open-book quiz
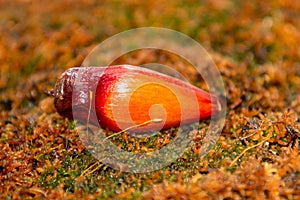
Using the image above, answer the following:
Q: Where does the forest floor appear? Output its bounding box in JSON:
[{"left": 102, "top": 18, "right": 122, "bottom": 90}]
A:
[{"left": 0, "top": 1, "right": 299, "bottom": 199}]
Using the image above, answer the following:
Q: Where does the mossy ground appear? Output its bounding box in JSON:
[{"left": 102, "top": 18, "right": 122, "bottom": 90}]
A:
[{"left": 0, "top": 1, "right": 300, "bottom": 199}]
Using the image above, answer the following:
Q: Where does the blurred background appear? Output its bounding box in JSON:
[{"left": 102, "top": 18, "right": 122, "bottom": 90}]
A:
[{"left": 1, "top": 0, "right": 299, "bottom": 111}]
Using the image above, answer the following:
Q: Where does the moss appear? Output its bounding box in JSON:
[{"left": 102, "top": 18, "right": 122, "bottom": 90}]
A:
[{"left": 23, "top": 55, "right": 43, "bottom": 75}]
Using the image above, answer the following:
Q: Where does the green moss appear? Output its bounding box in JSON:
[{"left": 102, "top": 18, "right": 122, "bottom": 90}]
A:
[
  {"left": 4, "top": 194, "right": 12, "bottom": 200},
  {"left": 39, "top": 168, "right": 56, "bottom": 188},
  {"left": 37, "top": 153, "right": 53, "bottom": 162},
  {"left": 0, "top": 136, "right": 8, "bottom": 143},
  {"left": 23, "top": 55, "right": 43, "bottom": 75},
  {"left": 37, "top": 150, "right": 95, "bottom": 191}
]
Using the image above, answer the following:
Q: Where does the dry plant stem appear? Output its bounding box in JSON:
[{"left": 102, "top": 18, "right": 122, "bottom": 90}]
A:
[
  {"left": 229, "top": 134, "right": 272, "bottom": 167},
  {"left": 79, "top": 96, "right": 103, "bottom": 179},
  {"left": 84, "top": 163, "right": 103, "bottom": 177},
  {"left": 28, "top": 188, "right": 47, "bottom": 197},
  {"left": 86, "top": 91, "right": 93, "bottom": 139},
  {"left": 240, "top": 131, "right": 257, "bottom": 140},
  {"left": 48, "top": 143, "right": 63, "bottom": 152},
  {"left": 104, "top": 118, "right": 163, "bottom": 140},
  {"left": 79, "top": 161, "right": 102, "bottom": 178}
]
